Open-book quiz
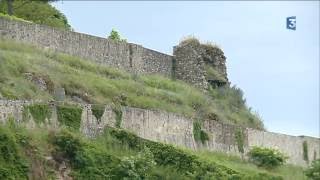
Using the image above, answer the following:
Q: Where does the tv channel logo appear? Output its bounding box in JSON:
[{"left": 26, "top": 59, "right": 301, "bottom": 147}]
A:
[{"left": 287, "top": 16, "right": 296, "bottom": 30}]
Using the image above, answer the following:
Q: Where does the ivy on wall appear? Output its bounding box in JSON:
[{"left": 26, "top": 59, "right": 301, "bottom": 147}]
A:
[
  {"left": 193, "top": 120, "right": 209, "bottom": 144},
  {"left": 57, "top": 105, "right": 82, "bottom": 130},
  {"left": 303, "top": 141, "right": 309, "bottom": 162},
  {"left": 91, "top": 104, "right": 105, "bottom": 122},
  {"left": 113, "top": 105, "right": 123, "bottom": 128},
  {"left": 235, "top": 128, "right": 245, "bottom": 154},
  {"left": 23, "top": 104, "right": 52, "bottom": 124}
]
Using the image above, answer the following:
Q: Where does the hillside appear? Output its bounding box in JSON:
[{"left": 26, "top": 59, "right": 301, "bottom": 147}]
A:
[
  {"left": 0, "top": 122, "right": 306, "bottom": 180},
  {"left": 0, "top": 37, "right": 311, "bottom": 180},
  {"left": 0, "top": 39, "right": 264, "bottom": 130}
]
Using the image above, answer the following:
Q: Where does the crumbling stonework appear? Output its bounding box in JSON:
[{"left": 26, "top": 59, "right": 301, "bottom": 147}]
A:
[
  {"left": 201, "top": 44, "right": 229, "bottom": 87},
  {"left": 0, "top": 100, "right": 318, "bottom": 167},
  {"left": 173, "top": 39, "right": 229, "bottom": 90},
  {"left": 173, "top": 41, "right": 208, "bottom": 90}
]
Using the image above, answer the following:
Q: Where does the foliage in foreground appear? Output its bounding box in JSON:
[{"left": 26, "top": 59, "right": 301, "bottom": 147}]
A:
[
  {"left": 304, "top": 159, "right": 320, "bottom": 180},
  {"left": 0, "top": 125, "right": 28, "bottom": 179},
  {"left": 248, "top": 146, "right": 288, "bottom": 169},
  {"left": 0, "top": 122, "right": 308, "bottom": 179}
]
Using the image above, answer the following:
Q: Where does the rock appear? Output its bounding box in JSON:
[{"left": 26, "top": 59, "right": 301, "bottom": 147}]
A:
[
  {"left": 54, "top": 88, "right": 65, "bottom": 101},
  {"left": 24, "top": 72, "right": 48, "bottom": 91}
]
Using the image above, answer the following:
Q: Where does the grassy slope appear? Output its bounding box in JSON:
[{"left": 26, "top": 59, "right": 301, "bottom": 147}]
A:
[
  {"left": 0, "top": 123, "right": 306, "bottom": 179},
  {"left": 0, "top": 39, "right": 263, "bottom": 129}
]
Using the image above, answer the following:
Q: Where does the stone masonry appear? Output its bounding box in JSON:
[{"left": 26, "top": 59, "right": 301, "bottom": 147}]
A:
[{"left": 0, "top": 100, "right": 319, "bottom": 167}]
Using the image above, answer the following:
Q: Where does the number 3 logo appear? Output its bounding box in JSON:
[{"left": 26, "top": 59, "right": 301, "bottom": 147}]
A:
[{"left": 287, "top": 16, "right": 296, "bottom": 30}]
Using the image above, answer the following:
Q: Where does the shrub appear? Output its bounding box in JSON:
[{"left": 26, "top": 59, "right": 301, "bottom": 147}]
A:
[
  {"left": 106, "top": 128, "right": 245, "bottom": 179},
  {"left": 50, "top": 129, "right": 119, "bottom": 179},
  {"left": 112, "top": 147, "right": 156, "bottom": 179},
  {"left": 0, "top": 125, "right": 28, "bottom": 179},
  {"left": 57, "top": 105, "right": 82, "bottom": 130},
  {"left": 91, "top": 104, "right": 105, "bottom": 121},
  {"left": 248, "top": 146, "right": 287, "bottom": 169},
  {"left": 108, "top": 29, "right": 127, "bottom": 42},
  {"left": 304, "top": 159, "right": 320, "bottom": 180},
  {"left": 24, "top": 104, "right": 52, "bottom": 125}
]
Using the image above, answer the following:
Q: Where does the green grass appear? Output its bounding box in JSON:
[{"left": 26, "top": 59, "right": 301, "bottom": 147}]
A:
[
  {"left": 0, "top": 13, "right": 32, "bottom": 23},
  {"left": 188, "top": 150, "right": 307, "bottom": 180},
  {"left": 1, "top": 123, "right": 306, "bottom": 179},
  {"left": 23, "top": 104, "right": 52, "bottom": 125},
  {"left": 56, "top": 105, "right": 82, "bottom": 130},
  {"left": 205, "top": 64, "right": 227, "bottom": 82},
  {"left": 0, "top": 38, "right": 263, "bottom": 129}
]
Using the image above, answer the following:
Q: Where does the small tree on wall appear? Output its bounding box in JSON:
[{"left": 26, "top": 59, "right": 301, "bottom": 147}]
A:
[{"left": 107, "top": 28, "right": 127, "bottom": 42}]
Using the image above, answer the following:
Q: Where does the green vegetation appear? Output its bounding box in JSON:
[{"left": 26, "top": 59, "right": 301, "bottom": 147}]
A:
[
  {"left": 113, "top": 106, "right": 123, "bottom": 128},
  {"left": 0, "top": 12, "right": 31, "bottom": 23},
  {"left": 23, "top": 104, "right": 52, "bottom": 125},
  {"left": 0, "top": 125, "right": 28, "bottom": 179},
  {"left": 56, "top": 105, "right": 82, "bottom": 130},
  {"left": 0, "top": 39, "right": 264, "bottom": 129},
  {"left": 0, "top": 122, "right": 307, "bottom": 179},
  {"left": 235, "top": 127, "right": 245, "bottom": 154},
  {"left": 248, "top": 146, "right": 288, "bottom": 169},
  {"left": 91, "top": 104, "right": 105, "bottom": 121},
  {"left": 303, "top": 141, "right": 309, "bottom": 162},
  {"left": 193, "top": 120, "right": 209, "bottom": 144},
  {"left": 108, "top": 28, "right": 127, "bottom": 42},
  {"left": 209, "top": 85, "right": 265, "bottom": 129},
  {"left": 0, "top": 0, "right": 71, "bottom": 29},
  {"left": 304, "top": 159, "right": 320, "bottom": 180},
  {"left": 205, "top": 65, "right": 227, "bottom": 82}
]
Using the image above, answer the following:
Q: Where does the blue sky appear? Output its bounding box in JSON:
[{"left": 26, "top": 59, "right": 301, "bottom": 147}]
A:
[{"left": 52, "top": 1, "right": 319, "bottom": 137}]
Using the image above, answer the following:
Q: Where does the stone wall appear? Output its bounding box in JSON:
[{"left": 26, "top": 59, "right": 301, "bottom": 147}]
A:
[
  {"left": 0, "top": 100, "right": 319, "bottom": 167},
  {"left": 0, "top": 18, "right": 173, "bottom": 77},
  {"left": 0, "top": 18, "right": 231, "bottom": 89},
  {"left": 173, "top": 40, "right": 229, "bottom": 89},
  {"left": 173, "top": 43, "right": 209, "bottom": 89}
]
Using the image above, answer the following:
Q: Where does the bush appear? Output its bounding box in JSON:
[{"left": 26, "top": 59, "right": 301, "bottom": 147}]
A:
[
  {"left": 112, "top": 147, "right": 156, "bottom": 179},
  {"left": 304, "top": 159, "right": 320, "bottom": 180},
  {"left": 0, "top": 125, "right": 28, "bottom": 179},
  {"left": 24, "top": 104, "right": 52, "bottom": 125},
  {"left": 108, "top": 29, "right": 127, "bottom": 42},
  {"left": 50, "top": 129, "right": 119, "bottom": 179},
  {"left": 57, "top": 105, "right": 82, "bottom": 130},
  {"left": 248, "top": 146, "right": 287, "bottom": 169},
  {"left": 91, "top": 104, "right": 105, "bottom": 121}
]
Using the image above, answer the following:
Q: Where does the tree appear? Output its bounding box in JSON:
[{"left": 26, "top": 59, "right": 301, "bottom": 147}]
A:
[
  {"left": 108, "top": 28, "right": 127, "bottom": 42},
  {"left": 0, "top": 0, "right": 71, "bottom": 30}
]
